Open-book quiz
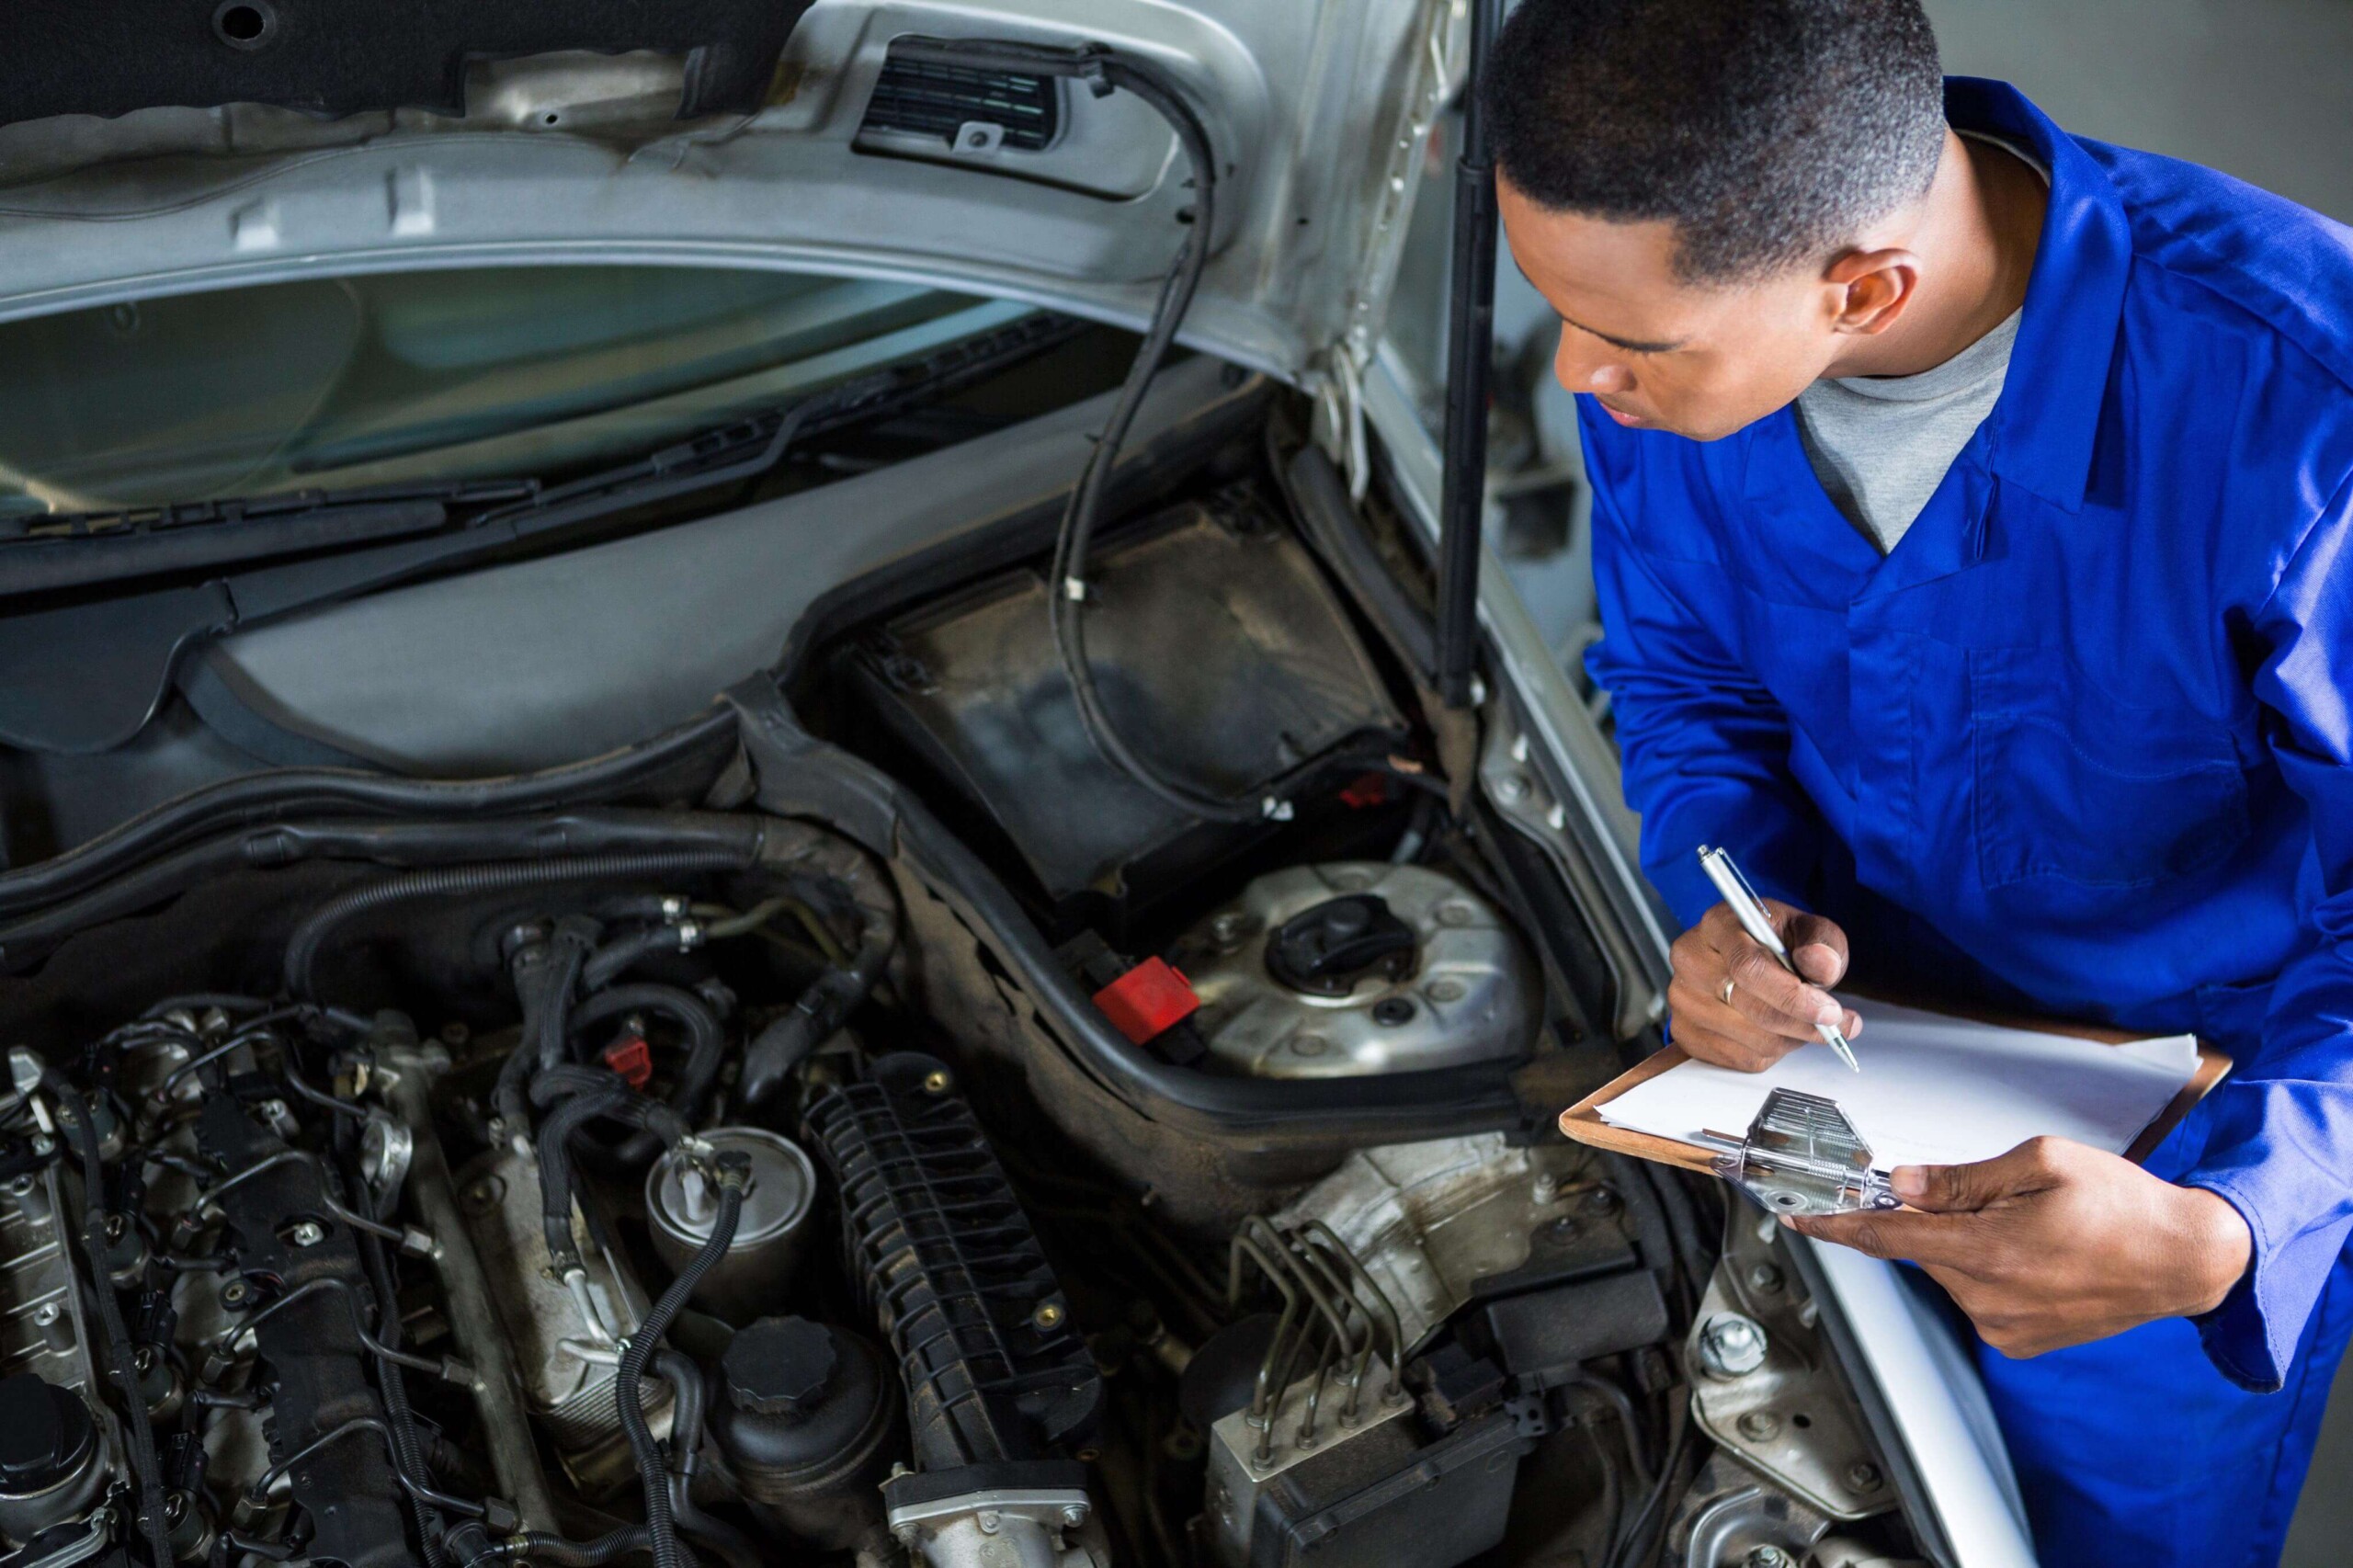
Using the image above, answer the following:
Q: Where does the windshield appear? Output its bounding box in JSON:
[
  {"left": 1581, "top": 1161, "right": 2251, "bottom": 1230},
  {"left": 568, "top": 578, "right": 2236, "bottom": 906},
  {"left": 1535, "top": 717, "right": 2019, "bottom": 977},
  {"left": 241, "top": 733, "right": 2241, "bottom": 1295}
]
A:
[{"left": 0, "top": 266, "right": 1027, "bottom": 517}]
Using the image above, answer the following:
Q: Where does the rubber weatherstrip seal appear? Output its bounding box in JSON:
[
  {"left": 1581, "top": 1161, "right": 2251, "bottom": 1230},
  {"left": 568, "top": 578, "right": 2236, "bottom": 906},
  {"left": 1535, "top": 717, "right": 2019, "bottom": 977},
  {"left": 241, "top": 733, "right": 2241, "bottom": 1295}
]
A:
[{"left": 724, "top": 675, "right": 1529, "bottom": 1140}]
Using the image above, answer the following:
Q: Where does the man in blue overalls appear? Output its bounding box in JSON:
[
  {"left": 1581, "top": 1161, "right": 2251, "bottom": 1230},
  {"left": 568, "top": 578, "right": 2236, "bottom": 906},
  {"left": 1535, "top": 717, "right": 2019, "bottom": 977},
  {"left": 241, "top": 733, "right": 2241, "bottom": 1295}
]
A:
[{"left": 1487, "top": 1, "right": 2353, "bottom": 1562}]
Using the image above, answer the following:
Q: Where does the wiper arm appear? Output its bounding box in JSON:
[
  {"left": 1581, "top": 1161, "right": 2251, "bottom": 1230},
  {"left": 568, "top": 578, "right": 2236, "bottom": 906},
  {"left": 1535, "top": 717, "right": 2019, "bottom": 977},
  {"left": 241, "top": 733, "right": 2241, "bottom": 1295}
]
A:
[{"left": 0, "top": 481, "right": 536, "bottom": 598}]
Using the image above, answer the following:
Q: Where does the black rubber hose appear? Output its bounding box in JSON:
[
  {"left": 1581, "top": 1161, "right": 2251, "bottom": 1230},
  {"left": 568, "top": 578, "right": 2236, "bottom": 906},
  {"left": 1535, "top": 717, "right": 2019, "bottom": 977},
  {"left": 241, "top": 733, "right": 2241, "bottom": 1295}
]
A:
[
  {"left": 284, "top": 848, "right": 753, "bottom": 999},
  {"left": 0, "top": 705, "right": 739, "bottom": 921},
  {"left": 739, "top": 902, "right": 895, "bottom": 1109},
  {"left": 495, "top": 1529, "right": 655, "bottom": 1567},
  {"left": 567, "top": 984, "right": 725, "bottom": 1161},
  {"left": 652, "top": 1350, "right": 761, "bottom": 1568},
  {"left": 531, "top": 1067, "right": 691, "bottom": 1271},
  {"left": 581, "top": 925, "right": 698, "bottom": 994},
  {"left": 619, "top": 1160, "right": 749, "bottom": 1568},
  {"left": 47, "top": 1074, "right": 175, "bottom": 1568}
]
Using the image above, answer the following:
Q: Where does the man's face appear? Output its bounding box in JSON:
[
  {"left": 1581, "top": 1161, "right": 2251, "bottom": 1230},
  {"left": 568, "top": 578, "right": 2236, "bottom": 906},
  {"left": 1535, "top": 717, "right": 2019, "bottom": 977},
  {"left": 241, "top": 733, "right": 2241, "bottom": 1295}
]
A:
[{"left": 1497, "top": 174, "right": 1845, "bottom": 442}]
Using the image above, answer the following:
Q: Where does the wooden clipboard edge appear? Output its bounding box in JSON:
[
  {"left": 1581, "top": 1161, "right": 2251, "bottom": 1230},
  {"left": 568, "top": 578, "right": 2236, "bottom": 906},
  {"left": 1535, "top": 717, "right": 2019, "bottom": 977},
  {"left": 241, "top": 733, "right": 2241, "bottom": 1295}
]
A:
[{"left": 1557, "top": 1009, "right": 2233, "bottom": 1174}]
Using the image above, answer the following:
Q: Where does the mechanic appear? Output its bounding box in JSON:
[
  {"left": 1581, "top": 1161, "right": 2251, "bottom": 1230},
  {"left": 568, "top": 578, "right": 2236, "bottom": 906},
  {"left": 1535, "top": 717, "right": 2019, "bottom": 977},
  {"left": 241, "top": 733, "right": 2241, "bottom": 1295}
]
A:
[{"left": 1485, "top": 1, "right": 2353, "bottom": 1562}]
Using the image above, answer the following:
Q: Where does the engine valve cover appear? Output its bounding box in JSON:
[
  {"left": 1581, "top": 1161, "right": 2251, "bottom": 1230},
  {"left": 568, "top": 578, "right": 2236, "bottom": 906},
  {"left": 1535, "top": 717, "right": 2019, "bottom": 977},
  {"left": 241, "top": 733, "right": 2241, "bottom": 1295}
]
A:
[{"left": 1173, "top": 864, "right": 1540, "bottom": 1079}]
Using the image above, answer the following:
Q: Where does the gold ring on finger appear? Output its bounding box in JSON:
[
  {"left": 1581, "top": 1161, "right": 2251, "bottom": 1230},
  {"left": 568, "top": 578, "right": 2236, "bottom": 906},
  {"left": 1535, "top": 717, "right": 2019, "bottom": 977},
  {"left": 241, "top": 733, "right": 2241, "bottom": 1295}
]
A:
[{"left": 1719, "top": 975, "right": 1736, "bottom": 1006}]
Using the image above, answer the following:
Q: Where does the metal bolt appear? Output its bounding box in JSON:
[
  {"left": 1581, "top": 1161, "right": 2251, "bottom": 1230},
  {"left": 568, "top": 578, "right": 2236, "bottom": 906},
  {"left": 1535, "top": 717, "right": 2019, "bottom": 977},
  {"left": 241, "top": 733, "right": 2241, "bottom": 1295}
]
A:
[
  {"left": 462, "top": 1179, "right": 501, "bottom": 1214},
  {"left": 1698, "top": 1313, "right": 1769, "bottom": 1378},
  {"left": 220, "top": 1280, "right": 250, "bottom": 1309},
  {"left": 922, "top": 1070, "right": 951, "bottom": 1095},
  {"left": 1492, "top": 773, "right": 1529, "bottom": 803},
  {"left": 1847, "top": 1460, "right": 1883, "bottom": 1493},
  {"left": 1532, "top": 1172, "right": 1559, "bottom": 1204},
  {"left": 28, "top": 1135, "right": 52, "bottom": 1157},
  {"left": 1061, "top": 1505, "right": 1087, "bottom": 1528},
  {"left": 975, "top": 1512, "right": 1001, "bottom": 1536},
  {"left": 1033, "top": 1302, "right": 1065, "bottom": 1331},
  {"left": 1584, "top": 1187, "right": 1620, "bottom": 1217},
  {"left": 1211, "top": 912, "right": 1251, "bottom": 945},
  {"left": 289, "top": 1221, "right": 326, "bottom": 1248},
  {"left": 1745, "top": 1548, "right": 1797, "bottom": 1568},
  {"left": 1291, "top": 1035, "right": 1330, "bottom": 1057},
  {"left": 1370, "top": 997, "right": 1415, "bottom": 1027},
  {"left": 1736, "top": 1410, "right": 1781, "bottom": 1442},
  {"left": 1747, "top": 1263, "right": 1785, "bottom": 1294}
]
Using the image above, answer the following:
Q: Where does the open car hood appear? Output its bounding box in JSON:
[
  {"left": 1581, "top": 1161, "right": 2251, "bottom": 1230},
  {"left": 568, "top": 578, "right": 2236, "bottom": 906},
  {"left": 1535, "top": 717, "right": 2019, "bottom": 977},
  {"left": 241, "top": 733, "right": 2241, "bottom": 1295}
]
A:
[{"left": 0, "top": 0, "right": 1460, "bottom": 392}]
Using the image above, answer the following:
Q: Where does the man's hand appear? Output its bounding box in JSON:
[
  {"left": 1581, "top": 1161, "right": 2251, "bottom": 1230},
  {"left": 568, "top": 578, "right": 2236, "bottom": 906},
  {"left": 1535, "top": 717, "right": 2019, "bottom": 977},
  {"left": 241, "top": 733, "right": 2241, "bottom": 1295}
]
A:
[
  {"left": 1668, "top": 899, "right": 1862, "bottom": 1071},
  {"left": 1792, "top": 1137, "right": 2254, "bottom": 1357}
]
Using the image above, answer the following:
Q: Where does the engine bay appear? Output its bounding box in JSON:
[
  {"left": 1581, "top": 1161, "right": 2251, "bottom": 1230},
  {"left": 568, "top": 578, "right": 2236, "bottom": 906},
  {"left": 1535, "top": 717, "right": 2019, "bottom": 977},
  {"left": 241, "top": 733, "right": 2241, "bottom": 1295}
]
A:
[{"left": 0, "top": 345, "right": 1927, "bottom": 1568}]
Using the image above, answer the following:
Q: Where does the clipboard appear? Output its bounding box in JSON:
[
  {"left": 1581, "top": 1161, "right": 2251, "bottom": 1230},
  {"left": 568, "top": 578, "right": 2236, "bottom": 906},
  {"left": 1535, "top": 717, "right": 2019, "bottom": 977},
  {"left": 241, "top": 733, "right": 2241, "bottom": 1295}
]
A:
[{"left": 1558, "top": 1004, "right": 2233, "bottom": 1199}]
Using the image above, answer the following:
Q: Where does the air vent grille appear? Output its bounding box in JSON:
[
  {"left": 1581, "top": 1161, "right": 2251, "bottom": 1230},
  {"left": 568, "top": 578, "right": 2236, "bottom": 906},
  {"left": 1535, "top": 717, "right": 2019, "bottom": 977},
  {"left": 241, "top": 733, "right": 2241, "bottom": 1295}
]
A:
[{"left": 860, "top": 54, "right": 1059, "bottom": 151}]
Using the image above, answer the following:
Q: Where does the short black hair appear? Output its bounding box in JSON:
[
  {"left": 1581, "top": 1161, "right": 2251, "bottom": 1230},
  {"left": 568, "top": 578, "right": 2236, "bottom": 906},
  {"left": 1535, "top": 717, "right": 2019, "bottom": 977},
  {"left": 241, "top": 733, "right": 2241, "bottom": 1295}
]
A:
[{"left": 1486, "top": 0, "right": 1947, "bottom": 284}]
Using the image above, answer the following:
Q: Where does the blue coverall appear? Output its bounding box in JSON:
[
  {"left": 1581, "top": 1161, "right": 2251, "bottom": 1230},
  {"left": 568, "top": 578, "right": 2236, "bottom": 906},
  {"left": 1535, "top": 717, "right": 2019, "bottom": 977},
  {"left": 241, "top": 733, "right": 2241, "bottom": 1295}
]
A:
[{"left": 1580, "top": 78, "right": 2353, "bottom": 1567}]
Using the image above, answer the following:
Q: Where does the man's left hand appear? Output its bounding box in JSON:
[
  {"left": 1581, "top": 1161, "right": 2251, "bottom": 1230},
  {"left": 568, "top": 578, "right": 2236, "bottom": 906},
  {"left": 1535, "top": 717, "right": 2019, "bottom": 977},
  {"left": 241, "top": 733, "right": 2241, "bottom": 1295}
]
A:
[{"left": 1790, "top": 1137, "right": 2254, "bottom": 1358}]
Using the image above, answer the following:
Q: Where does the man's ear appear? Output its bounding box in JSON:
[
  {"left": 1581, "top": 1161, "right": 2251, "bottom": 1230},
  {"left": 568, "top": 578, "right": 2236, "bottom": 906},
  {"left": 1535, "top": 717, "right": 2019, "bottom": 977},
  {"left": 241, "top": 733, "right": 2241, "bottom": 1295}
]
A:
[{"left": 1823, "top": 247, "right": 1922, "bottom": 336}]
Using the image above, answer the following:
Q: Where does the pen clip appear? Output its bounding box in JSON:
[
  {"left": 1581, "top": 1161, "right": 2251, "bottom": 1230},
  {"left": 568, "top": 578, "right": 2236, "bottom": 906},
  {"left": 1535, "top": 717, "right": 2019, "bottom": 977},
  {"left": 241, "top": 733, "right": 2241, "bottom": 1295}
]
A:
[{"left": 1723, "top": 851, "right": 1767, "bottom": 914}]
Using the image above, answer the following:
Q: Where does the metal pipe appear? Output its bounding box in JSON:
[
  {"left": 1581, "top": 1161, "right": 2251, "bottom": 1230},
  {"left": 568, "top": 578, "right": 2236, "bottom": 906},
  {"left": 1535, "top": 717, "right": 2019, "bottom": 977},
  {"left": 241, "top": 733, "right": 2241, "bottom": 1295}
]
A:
[
  {"left": 381, "top": 1044, "right": 562, "bottom": 1533},
  {"left": 1433, "top": 0, "right": 1506, "bottom": 707}
]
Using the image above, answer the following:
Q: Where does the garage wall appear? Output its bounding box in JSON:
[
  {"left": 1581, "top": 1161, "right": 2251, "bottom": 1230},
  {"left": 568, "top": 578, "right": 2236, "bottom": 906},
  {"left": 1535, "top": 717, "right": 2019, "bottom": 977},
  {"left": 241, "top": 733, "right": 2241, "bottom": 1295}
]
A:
[{"left": 1924, "top": 0, "right": 2353, "bottom": 221}]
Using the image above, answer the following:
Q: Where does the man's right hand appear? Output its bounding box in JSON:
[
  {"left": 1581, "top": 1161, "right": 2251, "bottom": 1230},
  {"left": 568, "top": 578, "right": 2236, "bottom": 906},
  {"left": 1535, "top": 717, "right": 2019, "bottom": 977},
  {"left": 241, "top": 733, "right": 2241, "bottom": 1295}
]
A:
[{"left": 1666, "top": 899, "right": 1862, "bottom": 1072}]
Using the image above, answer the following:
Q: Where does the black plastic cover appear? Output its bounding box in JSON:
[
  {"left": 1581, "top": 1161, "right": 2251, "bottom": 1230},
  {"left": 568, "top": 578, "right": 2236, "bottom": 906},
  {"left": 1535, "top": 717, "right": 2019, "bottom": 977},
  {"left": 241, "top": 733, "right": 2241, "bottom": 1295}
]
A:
[
  {"left": 0, "top": 0, "right": 817, "bottom": 127},
  {"left": 837, "top": 488, "right": 1405, "bottom": 905},
  {"left": 1249, "top": 1409, "right": 1537, "bottom": 1568},
  {"left": 1479, "top": 1273, "right": 1671, "bottom": 1390}
]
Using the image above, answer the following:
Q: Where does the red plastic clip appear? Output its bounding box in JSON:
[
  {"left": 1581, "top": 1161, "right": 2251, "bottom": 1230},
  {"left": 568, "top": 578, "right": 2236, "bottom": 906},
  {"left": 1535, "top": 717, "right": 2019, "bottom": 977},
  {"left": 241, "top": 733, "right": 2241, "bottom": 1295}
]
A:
[
  {"left": 1338, "top": 771, "right": 1392, "bottom": 809},
  {"left": 1092, "top": 957, "right": 1200, "bottom": 1045},
  {"left": 601, "top": 1034, "right": 654, "bottom": 1091}
]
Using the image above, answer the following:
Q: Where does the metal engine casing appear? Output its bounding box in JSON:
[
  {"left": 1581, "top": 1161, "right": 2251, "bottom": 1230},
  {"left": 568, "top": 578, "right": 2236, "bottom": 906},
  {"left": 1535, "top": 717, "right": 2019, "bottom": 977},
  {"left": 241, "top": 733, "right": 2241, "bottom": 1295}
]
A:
[
  {"left": 454, "top": 1144, "right": 670, "bottom": 1492},
  {"left": 1173, "top": 863, "right": 1540, "bottom": 1078}
]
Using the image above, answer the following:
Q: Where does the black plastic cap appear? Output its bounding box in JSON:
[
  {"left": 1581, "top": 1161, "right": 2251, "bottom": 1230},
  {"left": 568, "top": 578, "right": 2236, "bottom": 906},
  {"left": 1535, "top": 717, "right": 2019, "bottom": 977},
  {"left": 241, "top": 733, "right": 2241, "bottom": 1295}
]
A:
[
  {"left": 0, "top": 1375, "right": 94, "bottom": 1493},
  {"left": 1266, "top": 895, "right": 1417, "bottom": 995},
  {"left": 722, "top": 1317, "right": 838, "bottom": 1417}
]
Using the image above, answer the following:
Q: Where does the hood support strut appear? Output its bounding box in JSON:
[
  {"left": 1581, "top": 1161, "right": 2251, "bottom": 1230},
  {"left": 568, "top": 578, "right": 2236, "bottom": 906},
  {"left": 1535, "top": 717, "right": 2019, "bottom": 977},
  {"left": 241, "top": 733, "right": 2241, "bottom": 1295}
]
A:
[{"left": 1433, "top": 0, "right": 1503, "bottom": 709}]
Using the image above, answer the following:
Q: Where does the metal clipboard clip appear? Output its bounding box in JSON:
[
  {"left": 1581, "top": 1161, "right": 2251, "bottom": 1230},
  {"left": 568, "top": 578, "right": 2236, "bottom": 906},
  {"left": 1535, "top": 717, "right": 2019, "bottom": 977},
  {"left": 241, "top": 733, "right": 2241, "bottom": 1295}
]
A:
[{"left": 1697, "top": 1088, "right": 1902, "bottom": 1217}]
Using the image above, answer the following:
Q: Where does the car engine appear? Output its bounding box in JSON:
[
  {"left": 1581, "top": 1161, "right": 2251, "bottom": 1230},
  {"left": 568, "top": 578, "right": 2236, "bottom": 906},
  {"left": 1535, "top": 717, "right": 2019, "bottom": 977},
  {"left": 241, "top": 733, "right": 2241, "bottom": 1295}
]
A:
[{"left": 0, "top": 369, "right": 1926, "bottom": 1568}]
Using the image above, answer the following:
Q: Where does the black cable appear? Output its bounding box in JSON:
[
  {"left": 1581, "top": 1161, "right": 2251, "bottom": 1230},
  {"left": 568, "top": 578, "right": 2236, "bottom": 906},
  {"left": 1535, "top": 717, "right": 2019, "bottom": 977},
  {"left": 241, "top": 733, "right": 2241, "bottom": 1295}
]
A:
[
  {"left": 618, "top": 1158, "right": 749, "bottom": 1568},
  {"left": 886, "top": 38, "right": 1256, "bottom": 824},
  {"left": 529, "top": 1067, "right": 691, "bottom": 1273},
  {"left": 1610, "top": 1399, "right": 1696, "bottom": 1568},
  {"left": 47, "top": 1074, "right": 175, "bottom": 1568},
  {"left": 283, "top": 848, "right": 753, "bottom": 1000}
]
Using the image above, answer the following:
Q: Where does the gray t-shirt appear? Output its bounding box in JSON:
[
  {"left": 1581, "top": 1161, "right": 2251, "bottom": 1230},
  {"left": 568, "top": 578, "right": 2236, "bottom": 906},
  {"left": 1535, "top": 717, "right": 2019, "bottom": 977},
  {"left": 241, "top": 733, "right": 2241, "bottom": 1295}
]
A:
[
  {"left": 1794, "top": 132, "right": 2047, "bottom": 555},
  {"left": 1794, "top": 309, "right": 2019, "bottom": 553}
]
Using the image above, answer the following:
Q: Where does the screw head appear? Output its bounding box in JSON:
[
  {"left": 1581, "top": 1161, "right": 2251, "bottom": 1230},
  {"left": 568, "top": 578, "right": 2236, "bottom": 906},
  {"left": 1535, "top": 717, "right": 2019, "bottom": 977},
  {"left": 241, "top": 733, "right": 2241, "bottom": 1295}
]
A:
[
  {"left": 289, "top": 1221, "right": 325, "bottom": 1248},
  {"left": 28, "top": 1135, "right": 54, "bottom": 1157},
  {"left": 1745, "top": 1548, "right": 1797, "bottom": 1568},
  {"left": 1370, "top": 997, "right": 1415, "bottom": 1027},
  {"left": 1061, "top": 1505, "right": 1087, "bottom": 1528},
  {"left": 1747, "top": 1263, "right": 1785, "bottom": 1294},
  {"left": 1846, "top": 1460, "right": 1883, "bottom": 1493},
  {"left": 922, "top": 1070, "right": 951, "bottom": 1095},
  {"left": 220, "top": 1279, "right": 251, "bottom": 1309},
  {"left": 1736, "top": 1410, "right": 1781, "bottom": 1442},
  {"left": 1032, "top": 1301, "right": 1066, "bottom": 1331},
  {"left": 1211, "top": 912, "right": 1251, "bottom": 945},
  {"left": 975, "top": 1512, "right": 1001, "bottom": 1536},
  {"left": 1492, "top": 773, "right": 1529, "bottom": 803},
  {"left": 1583, "top": 1187, "right": 1620, "bottom": 1217},
  {"left": 30, "top": 1301, "right": 60, "bottom": 1325}
]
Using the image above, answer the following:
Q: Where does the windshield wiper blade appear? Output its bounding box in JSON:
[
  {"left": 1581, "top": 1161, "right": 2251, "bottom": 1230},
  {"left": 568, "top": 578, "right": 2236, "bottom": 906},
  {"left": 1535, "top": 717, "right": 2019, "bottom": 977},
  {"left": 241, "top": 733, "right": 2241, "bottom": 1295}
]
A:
[{"left": 0, "top": 480, "right": 537, "bottom": 597}]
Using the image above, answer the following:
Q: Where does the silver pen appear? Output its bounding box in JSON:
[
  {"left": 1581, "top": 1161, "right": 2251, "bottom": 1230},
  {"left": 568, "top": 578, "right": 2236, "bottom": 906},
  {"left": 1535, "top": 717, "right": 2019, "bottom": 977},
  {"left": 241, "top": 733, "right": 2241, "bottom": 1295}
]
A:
[{"left": 1696, "top": 845, "right": 1859, "bottom": 1072}]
